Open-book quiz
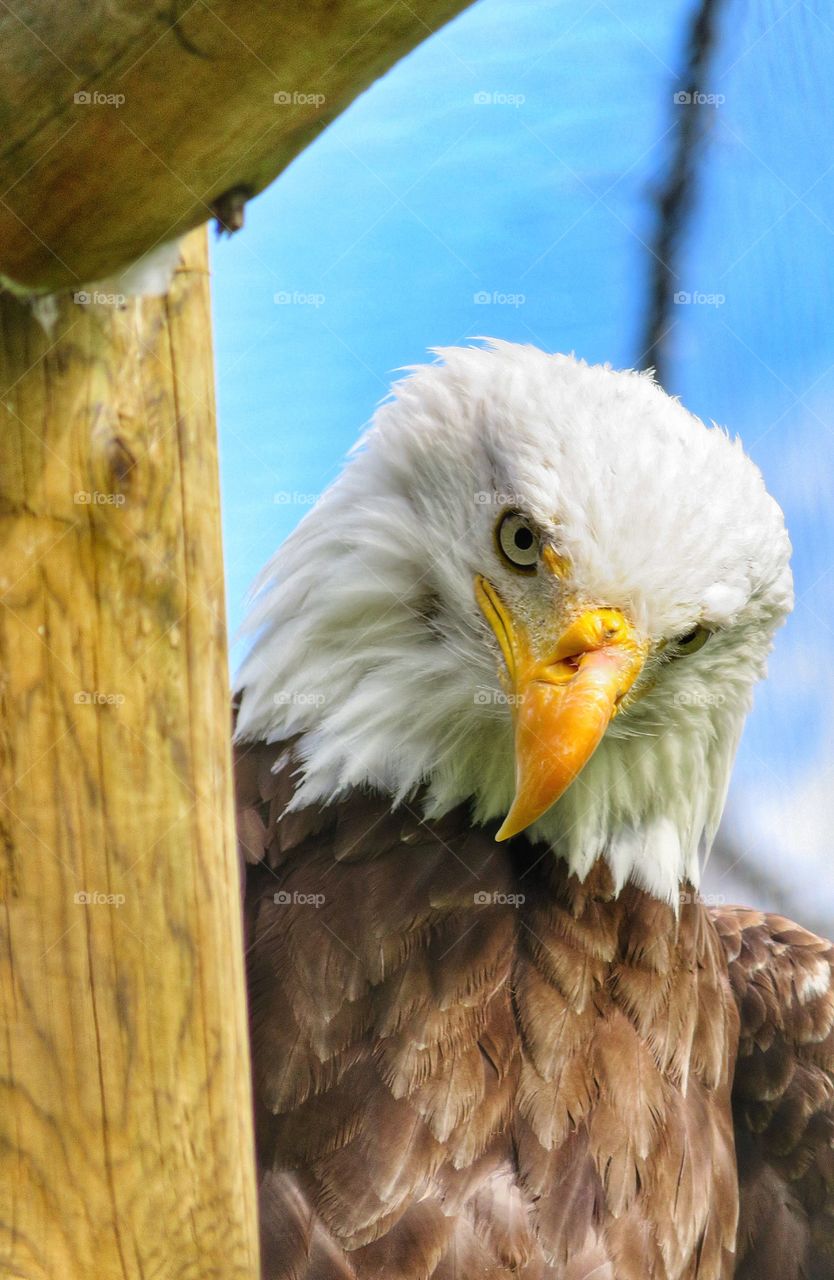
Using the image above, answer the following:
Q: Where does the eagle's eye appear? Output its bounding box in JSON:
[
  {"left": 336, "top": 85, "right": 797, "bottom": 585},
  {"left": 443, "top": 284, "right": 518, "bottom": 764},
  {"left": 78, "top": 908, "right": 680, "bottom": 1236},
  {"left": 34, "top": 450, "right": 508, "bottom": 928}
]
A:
[
  {"left": 673, "top": 625, "right": 711, "bottom": 656},
  {"left": 497, "top": 511, "right": 540, "bottom": 571}
]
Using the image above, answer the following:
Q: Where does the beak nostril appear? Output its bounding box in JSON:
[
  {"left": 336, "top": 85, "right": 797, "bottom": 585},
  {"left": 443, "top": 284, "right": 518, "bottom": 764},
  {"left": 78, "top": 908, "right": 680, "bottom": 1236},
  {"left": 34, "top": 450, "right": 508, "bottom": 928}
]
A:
[{"left": 538, "top": 654, "right": 583, "bottom": 684}]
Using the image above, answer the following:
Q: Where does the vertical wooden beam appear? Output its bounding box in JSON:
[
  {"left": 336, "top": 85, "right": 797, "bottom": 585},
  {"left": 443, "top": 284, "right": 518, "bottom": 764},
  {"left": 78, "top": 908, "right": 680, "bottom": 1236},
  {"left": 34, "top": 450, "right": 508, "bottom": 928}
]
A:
[{"left": 0, "top": 229, "right": 259, "bottom": 1278}]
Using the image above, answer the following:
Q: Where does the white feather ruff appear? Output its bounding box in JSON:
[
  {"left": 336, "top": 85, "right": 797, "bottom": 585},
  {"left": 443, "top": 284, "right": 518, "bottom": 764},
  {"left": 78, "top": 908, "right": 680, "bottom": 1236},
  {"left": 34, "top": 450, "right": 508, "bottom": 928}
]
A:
[{"left": 235, "top": 342, "right": 793, "bottom": 904}]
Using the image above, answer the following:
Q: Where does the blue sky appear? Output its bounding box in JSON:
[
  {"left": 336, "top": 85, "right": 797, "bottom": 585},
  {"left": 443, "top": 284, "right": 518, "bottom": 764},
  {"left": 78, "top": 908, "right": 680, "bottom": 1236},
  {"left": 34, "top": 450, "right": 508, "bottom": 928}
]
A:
[{"left": 211, "top": 0, "right": 834, "bottom": 919}]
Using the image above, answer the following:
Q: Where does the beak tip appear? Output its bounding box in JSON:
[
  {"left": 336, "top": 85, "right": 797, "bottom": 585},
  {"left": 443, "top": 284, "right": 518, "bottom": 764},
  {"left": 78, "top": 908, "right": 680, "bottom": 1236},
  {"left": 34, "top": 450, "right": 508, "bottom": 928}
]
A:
[{"left": 494, "top": 816, "right": 520, "bottom": 842}]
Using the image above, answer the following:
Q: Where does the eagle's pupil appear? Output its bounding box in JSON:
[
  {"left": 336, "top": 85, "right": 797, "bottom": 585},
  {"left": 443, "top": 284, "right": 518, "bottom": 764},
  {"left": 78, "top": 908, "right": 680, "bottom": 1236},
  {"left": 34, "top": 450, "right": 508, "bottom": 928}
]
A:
[{"left": 514, "top": 527, "right": 534, "bottom": 550}]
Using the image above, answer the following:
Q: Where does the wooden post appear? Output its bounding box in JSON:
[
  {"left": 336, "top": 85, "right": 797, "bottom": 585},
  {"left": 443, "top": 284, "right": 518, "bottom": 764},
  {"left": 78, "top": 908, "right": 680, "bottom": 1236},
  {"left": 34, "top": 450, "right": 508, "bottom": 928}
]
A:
[{"left": 0, "top": 228, "right": 259, "bottom": 1278}]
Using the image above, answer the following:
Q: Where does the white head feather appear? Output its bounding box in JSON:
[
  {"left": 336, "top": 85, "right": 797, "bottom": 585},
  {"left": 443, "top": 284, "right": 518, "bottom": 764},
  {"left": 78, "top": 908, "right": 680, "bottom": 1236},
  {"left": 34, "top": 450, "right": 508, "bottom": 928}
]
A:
[{"left": 235, "top": 342, "right": 792, "bottom": 904}]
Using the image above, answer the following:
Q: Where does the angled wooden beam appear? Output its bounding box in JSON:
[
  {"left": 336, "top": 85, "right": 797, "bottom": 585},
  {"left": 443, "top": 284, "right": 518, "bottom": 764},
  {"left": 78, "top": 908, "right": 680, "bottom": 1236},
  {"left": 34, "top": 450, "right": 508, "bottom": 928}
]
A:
[{"left": 0, "top": 0, "right": 474, "bottom": 292}]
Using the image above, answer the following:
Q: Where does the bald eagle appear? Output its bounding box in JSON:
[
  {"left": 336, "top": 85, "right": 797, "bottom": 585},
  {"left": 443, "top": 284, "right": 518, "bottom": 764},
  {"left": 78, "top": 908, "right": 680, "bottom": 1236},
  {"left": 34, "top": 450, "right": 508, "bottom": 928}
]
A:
[{"left": 235, "top": 342, "right": 834, "bottom": 1280}]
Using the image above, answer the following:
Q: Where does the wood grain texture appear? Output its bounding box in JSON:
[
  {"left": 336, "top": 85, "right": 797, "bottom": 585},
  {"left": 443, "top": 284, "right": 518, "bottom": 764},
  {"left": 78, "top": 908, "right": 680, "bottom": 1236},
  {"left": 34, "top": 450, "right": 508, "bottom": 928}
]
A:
[
  {"left": 0, "top": 228, "right": 259, "bottom": 1279},
  {"left": 0, "top": 0, "right": 474, "bottom": 291}
]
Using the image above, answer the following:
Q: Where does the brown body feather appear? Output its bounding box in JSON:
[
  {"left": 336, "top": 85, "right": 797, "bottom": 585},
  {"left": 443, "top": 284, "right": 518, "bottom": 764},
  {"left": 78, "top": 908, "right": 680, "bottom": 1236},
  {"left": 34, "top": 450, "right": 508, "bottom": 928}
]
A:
[{"left": 237, "top": 740, "right": 834, "bottom": 1279}]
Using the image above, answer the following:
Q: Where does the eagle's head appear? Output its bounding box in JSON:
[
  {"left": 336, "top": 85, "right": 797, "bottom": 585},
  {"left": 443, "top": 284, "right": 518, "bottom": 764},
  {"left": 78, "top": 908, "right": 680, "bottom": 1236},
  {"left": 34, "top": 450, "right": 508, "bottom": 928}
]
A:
[{"left": 236, "top": 342, "right": 793, "bottom": 903}]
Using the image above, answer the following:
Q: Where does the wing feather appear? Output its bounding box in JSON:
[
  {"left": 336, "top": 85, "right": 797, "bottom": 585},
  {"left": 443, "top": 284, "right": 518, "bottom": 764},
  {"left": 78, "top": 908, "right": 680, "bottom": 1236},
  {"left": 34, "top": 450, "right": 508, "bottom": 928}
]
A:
[{"left": 713, "top": 906, "right": 834, "bottom": 1278}]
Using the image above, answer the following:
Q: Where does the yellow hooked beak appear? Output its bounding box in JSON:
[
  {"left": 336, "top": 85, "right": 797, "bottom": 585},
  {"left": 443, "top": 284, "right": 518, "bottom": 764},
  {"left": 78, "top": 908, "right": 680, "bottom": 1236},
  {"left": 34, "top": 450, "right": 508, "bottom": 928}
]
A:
[{"left": 475, "top": 572, "right": 647, "bottom": 841}]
